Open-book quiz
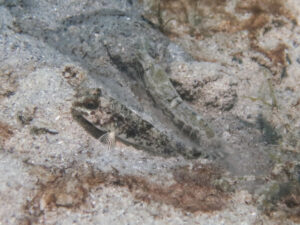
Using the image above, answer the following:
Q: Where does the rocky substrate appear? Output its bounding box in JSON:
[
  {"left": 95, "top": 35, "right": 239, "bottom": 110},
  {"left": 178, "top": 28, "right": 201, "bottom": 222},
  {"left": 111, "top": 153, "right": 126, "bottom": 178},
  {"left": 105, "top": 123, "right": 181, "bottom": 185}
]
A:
[{"left": 0, "top": 0, "right": 299, "bottom": 224}]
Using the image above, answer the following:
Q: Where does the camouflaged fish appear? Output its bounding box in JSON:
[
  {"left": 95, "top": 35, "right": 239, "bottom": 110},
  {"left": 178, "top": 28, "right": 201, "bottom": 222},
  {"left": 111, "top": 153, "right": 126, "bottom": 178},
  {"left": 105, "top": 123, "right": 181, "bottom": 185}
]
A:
[
  {"left": 71, "top": 88, "right": 209, "bottom": 158},
  {"left": 104, "top": 42, "right": 215, "bottom": 142},
  {"left": 13, "top": 9, "right": 218, "bottom": 158}
]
